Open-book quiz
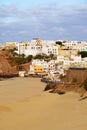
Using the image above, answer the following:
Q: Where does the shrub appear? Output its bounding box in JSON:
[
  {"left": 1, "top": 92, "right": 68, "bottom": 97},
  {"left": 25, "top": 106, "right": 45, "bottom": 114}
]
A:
[{"left": 72, "top": 78, "right": 77, "bottom": 83}]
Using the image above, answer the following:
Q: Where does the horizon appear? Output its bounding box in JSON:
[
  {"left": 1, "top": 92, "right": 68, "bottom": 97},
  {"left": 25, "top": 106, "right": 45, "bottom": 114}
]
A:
[
  {"left": 0, "top": 0, "right": 87, "bottom": 43},
  {"left": 1, "top": 38, "right": 87, "bottom": 44}
]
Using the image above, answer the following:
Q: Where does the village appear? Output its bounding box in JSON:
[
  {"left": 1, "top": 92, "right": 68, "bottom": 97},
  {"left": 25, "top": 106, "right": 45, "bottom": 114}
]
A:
[{"left": 0, "top": 38, "right": 87, "bottom": 80}]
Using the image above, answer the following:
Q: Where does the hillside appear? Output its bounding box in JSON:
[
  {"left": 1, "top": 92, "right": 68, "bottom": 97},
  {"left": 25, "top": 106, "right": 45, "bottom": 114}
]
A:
[
  {"left": 0, "top": 51, "right": 18, "bottom": 76},
  {"left": 0, "top": 50, "right": 31, "bottom": 77}
]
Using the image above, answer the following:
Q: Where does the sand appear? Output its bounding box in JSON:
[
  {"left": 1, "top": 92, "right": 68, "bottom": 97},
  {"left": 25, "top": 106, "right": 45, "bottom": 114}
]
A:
[{"left": 0, "top": 77, "right": 87, "bottom": 130}]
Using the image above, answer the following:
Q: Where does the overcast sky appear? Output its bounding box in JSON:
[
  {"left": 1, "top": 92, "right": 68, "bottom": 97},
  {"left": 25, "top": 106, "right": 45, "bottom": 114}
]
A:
[{"left": 0, "top": 0, "right": 87, "bottom": 43}]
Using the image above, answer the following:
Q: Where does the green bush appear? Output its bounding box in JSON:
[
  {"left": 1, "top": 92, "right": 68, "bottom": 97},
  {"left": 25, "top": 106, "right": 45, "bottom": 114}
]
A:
[{"left": 78, "top": 51, "right": 87, "bottom": 58}]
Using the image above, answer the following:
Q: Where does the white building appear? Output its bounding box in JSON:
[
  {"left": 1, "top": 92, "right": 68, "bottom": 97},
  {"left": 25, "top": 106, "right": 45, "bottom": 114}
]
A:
[
  {"left": 15, "top": 41, "right": 42, "bottom": 56},
  {"left": 57, "top": 55, "right": 70, "bottom": 65},
  {"left": 15, "top": 39, "right": 58, "bottom": 56},
  {"left": 62, "top": 40, "right": 78, "bottom": 47},
  {"left": 32, "top": 59, "right": 48, "bottom": 70},
  {"left": 42, "top": 45, "right": 58, "bottom": 56},
  {"left": 57, "top": 54, "right": 82, "bottom": 69},
  {"left": 70, "top": 54, "right": 81, "bottom": 62}
]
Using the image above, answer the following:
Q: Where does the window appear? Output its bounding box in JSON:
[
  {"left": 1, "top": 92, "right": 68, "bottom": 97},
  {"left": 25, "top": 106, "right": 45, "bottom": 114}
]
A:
[
  {"left": 31, "top": 47, "right": 35, "bottom": 49},
  {"left": 25, "top": 45, "right": 27, "bottom": 49},
  {"left": 36, "top": 47, "right": 41, "bottom": 50}
]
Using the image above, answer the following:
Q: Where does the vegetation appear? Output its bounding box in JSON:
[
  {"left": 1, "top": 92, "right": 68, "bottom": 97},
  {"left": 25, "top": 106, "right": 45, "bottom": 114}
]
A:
[
  {"left": 12, "top": 57, "right": 26, "bottom": 65},
  {"left": 33, "top": 53, "right": 56, "bottom": 60},
  {"left": 34, "top": 54, "right": 44, "bottom": 59},
  {"left": 55, "top": 41, "right": 63, "bottom": 46},
  {"left": 8, "top": 47, "right": 56, "bottom": 66},
  {"left": 26, "top": 55, "right": 33, "bottom": 62},
  {"left": 9, "top": 53, "right": 56, "bottom": 65},
  {"left": 49, "top": 54, "right": 54, "bottom": 59},
  {"left": 78, "top": 51, "right": 87, "bottom": 58}
]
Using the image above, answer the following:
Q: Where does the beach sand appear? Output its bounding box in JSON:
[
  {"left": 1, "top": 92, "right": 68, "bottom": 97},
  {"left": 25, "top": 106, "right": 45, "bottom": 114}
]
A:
[{"left": 0, "top": 77, "right": 87, "bottom": 130}]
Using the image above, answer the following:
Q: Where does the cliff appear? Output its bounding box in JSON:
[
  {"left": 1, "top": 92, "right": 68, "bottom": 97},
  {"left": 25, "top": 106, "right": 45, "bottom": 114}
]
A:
[
  {"left": 64, "top": 68, "right": 87, "bottom": 83},
  {"left": 0, "top": 51, "right": 18, "bottom": 77},
  {"left": 0, "top": 50, "right": 31, "bottom": 77},
  {"left": 44, "top": 68, "right": 87, "bottom": 95}
]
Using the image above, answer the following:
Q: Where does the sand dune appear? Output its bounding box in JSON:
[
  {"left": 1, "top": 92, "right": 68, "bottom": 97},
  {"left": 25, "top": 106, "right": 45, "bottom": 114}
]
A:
[{"left": 0, "top": 77, "right": 87, "bottom": 130}]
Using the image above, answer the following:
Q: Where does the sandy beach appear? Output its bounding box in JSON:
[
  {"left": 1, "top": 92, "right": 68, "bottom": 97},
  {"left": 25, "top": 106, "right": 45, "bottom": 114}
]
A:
[{"left": 0, "top": 77, "right": 87, "bottom": 130}]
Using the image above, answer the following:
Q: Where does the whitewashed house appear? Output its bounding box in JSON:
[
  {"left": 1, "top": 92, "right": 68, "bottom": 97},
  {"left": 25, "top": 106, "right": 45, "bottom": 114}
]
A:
[
  {"left": 42, "top": 45, "right": 58, "bottom": 56},
  {"left": 15, "top": 41, "right": 42, "bottom": 56},
  {"left": 14, "top": 39, "right": 58, "bottom": 57}
]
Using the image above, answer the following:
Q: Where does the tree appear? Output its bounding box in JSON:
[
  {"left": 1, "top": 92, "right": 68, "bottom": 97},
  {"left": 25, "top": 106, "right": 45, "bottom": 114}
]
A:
[
  {"left": 34, "top": 54, "right": 44, "bottom": 59},
  {"left": 13, "top": 57, "right": 25, "bottom": 65},
  {"left": 19, "top": 53, "right": 25, "bottom": 58},
  {"left": 49, "top": 54, "right": 55, "bottom": 59},
  {"left": 56, "top": 41, "right": 63, "bottom": 46},
  {"left": 26, "top": 55, "right": 33, "bottom": 62},
  {"left": 78, "top": 51, "right": 87, "bottom": 58}
]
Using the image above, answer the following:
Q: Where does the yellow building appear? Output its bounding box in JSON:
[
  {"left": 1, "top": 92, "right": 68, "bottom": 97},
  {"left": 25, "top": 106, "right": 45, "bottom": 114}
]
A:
[
  {"left": 20, "top": 41, "right": 29, "bottom": 45},
  {"left": 33, "top": 65, "right": 45, "bottom": 73},
  {"left": 58, "top": 45, "right": 77, "bottom": 56},
  {"left": 5, "top": 42, "right": 15, "bottom": 47}
]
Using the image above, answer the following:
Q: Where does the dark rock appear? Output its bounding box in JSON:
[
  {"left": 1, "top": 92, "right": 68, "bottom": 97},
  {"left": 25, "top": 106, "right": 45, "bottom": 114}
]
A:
[
  {"left": 57, "top": 90, "right": 65, "bottom": 95},
  {"left": 44, "top": 82, "right": 56, "bottom": 91},
  {"left": 49, "top": 89, "right": 65, "bottom": 95}
]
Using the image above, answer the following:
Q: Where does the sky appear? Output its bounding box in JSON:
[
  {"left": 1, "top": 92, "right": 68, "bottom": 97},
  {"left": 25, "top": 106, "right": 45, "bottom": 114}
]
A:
[{"left": 0, "top": 0, "right": 87, "bottom": 43}]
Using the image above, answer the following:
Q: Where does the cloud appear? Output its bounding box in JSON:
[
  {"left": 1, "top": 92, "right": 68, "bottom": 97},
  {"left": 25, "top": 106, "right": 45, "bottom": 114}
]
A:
[
  {"left": 0, "top": 4, "right": 18, "bottom": 18},
  {"left": 0, "top": 2, "right": 87, "bottom": 42}
]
